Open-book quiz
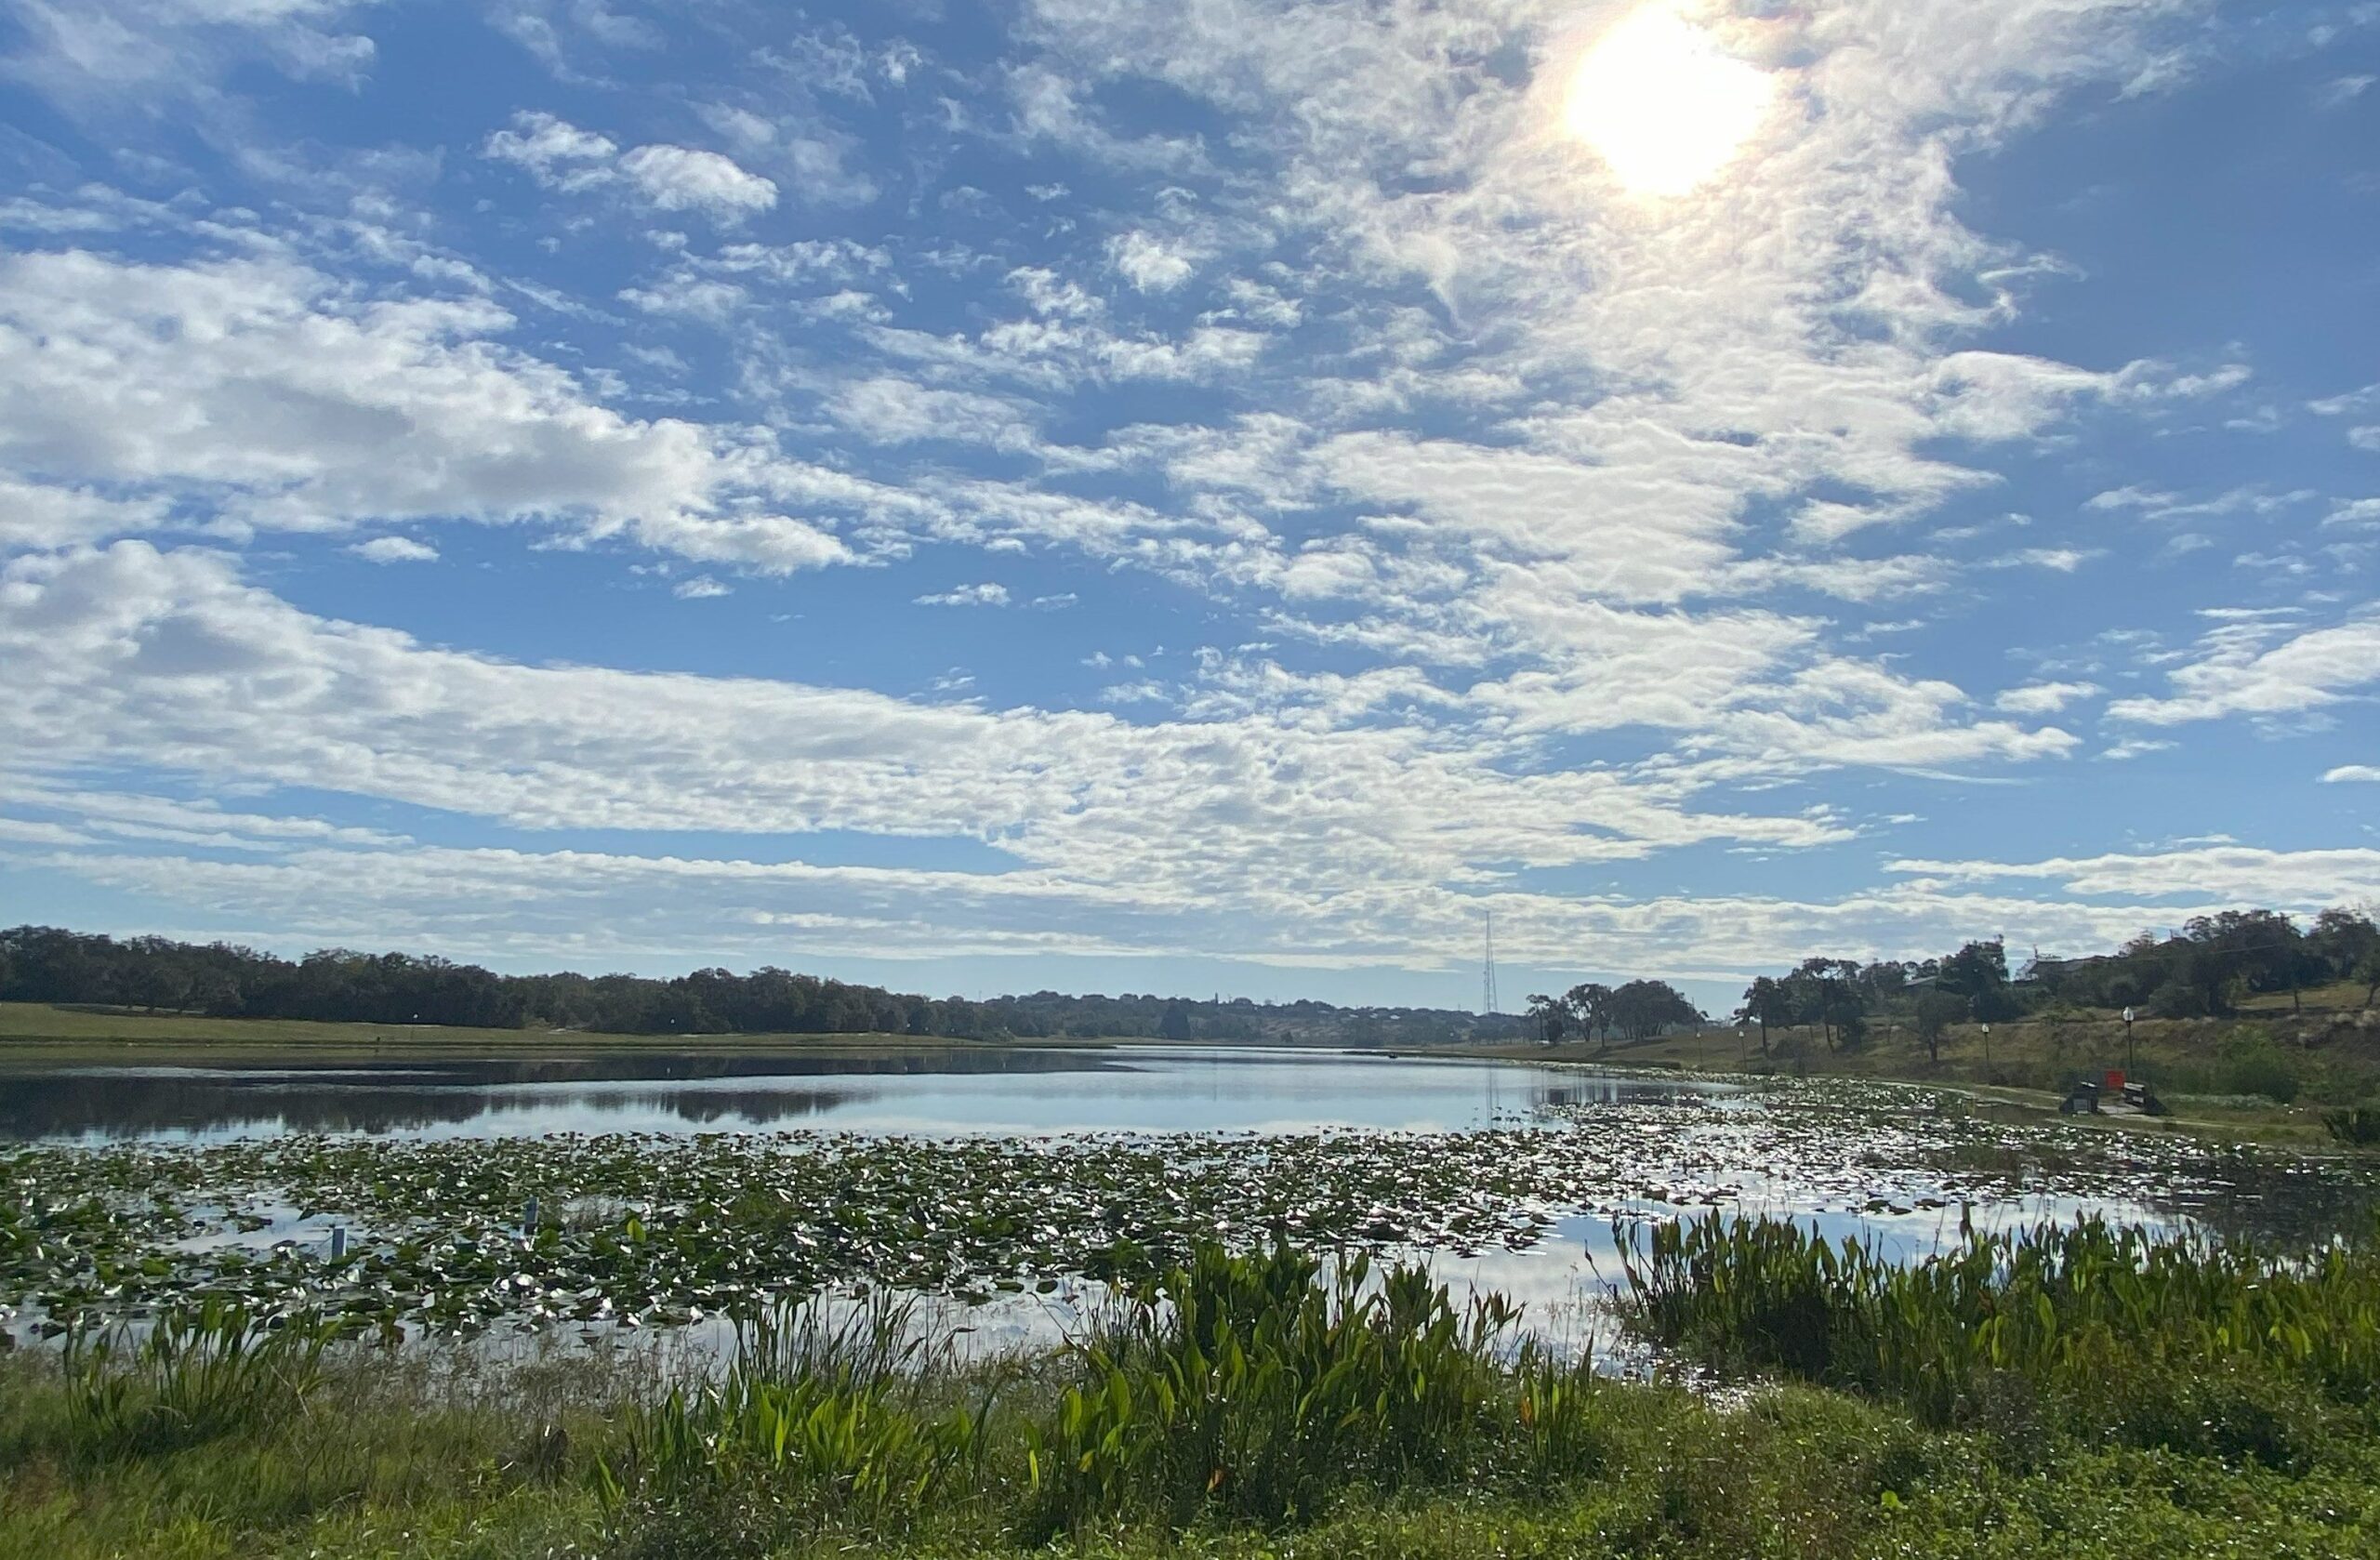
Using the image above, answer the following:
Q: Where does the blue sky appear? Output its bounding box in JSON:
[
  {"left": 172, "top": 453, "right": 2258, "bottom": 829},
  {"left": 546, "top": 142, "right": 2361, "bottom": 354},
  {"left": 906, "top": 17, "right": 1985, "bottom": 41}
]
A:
[{"left": 0, "top": 0, "right": 2375, "bottom": 1016}]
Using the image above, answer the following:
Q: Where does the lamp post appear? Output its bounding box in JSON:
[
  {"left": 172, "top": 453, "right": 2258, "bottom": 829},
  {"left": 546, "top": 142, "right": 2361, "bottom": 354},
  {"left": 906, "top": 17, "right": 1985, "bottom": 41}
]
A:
[
  {"left": 1980, "top": 1022, "right": 1991, "bottom": 1077},
  {"left": 2122, "top": 1006, "right": 2135, "bottom": 1077}
]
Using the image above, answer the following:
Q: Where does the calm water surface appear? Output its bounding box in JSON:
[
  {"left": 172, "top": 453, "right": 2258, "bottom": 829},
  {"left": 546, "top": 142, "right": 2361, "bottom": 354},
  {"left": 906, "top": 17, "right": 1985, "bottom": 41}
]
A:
[
  {"left": 0, "top": 1044, "right": 1723, "bottom": 1143},
  {"left": 13, "top": 1044, "right": 2373, "bottom": 1358}
]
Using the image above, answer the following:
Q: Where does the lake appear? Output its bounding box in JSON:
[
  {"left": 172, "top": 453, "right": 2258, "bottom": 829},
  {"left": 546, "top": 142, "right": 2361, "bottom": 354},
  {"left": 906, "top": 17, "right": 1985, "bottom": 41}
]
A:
[
  {"left": 0, "top": 1043, "right": 1721, "bottom": 1143},
  {"left": 5, "top": 1044, "right": 2371, "bottom": 1352}
]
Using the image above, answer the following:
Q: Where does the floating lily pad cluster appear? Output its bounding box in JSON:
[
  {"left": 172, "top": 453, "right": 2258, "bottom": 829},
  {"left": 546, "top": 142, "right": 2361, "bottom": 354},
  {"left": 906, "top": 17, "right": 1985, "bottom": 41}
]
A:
[{"left": 4, "top": 1082, "right": 2366, "bottom": 1339}]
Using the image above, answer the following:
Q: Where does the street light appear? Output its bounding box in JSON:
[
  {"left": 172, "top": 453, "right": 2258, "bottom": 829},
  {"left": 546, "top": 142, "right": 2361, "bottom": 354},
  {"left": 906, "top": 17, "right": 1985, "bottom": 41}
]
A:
[
  {"left": 1980, "top": 1022, "right": 1991, "bottom": 1077},
  {"left": 2122, "top": 1006, "right": 2135, "bottom": 1077}
]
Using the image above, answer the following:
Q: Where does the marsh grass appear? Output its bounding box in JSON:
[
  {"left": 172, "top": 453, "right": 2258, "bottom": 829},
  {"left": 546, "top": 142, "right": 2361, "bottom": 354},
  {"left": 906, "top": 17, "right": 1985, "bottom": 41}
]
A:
[
  {"left": 1020, "top": 1243, "right": 1608, "bottom": 1536},
  {"left": 60, "top": 1301, "right": 329, "bottom": 1460},
  {"left": 600, "top": 1289, "right": 998, "bottom": 1554},
  {"left": 1620, "top": 1211, "right": 2380, "bottom": 1466},
  {"left": 0, "top": 1322, "right": 631, "bottom": 1559}
]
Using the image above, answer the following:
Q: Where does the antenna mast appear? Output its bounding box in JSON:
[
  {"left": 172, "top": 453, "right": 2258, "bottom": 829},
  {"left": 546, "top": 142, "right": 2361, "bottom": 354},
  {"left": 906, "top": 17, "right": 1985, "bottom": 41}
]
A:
[{"left": 1481, "top": 910, "right": 1499, "bottom": 1016}]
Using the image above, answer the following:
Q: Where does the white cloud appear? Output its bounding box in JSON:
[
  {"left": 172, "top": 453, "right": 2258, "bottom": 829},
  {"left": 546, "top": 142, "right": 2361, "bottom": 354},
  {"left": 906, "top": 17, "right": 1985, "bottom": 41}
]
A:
[
  {"left": 2310, "top": 382, "right": 2380, "bottom": 418},
  {"left": 349, "top": 535, "right": 438, "bottom": 564},
  {"left": 1107, "top": 230, "right": 1195, "bottom": 293},
  {"left": 914, "top": 582, "right": 1011, "bottom": 606},
  {"left": 1997, "top": 547, "right": 2098, "bottom": 572},
  {"left": 696, "top": 103, "right": 879, "bottom": 205},
  {"left": 484, "top": 112, "right": 778, "bottom": 222},
  {"left": 483, "top": 110, "right": 617, "bottom": 187},
  {"left": 0, "top": 246, "right": 853, "bottom": 575},
  {"left": 617, "top": 143, "right": 778, "bottom": 219},
  {"left": 824, "top": 377, "right": 1041, "bottom": 451},
  {"left": 2, "top": 0, "right": 377, "bottom": 111},
  {"left": 1888, "top": 846, "right": 2380, "bottom": 909},
  {"left": 2320, "top": 765, "right": 2380, "bottom": 784},
  {"left": 672, "top": 575, "right": 731, "bottom": 599},
  {"left": 0, "top": 475, "right": 166, "bottom": 551},
  {"left": 1995, "top": 681, "right": 2099, "bottom": 715},
  {"left": 2108, "top": 614, "right": 2380, "bottom": 726},
  {"left": 2, "top": 543, "right": 1902, "bottom": 972}
]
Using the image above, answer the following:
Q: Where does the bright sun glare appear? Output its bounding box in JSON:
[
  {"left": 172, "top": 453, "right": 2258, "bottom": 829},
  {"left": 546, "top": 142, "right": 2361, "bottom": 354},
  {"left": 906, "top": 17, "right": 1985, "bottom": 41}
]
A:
[{"left": 1563, "top": 3, "right": 1777, "bottom": 198}]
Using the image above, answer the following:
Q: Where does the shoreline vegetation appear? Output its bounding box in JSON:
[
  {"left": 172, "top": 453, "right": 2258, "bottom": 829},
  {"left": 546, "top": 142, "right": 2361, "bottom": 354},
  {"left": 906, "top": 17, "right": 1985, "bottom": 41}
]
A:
[
  {"left": 5, "top": 1222, "right": 2377, "bottom": 1558},
  {"left": 11, "top": 906, "right": 2375, "bottom": 1057},
  {"left": 1435, "top": 979, "right": 2380, "bottom": 1152}
]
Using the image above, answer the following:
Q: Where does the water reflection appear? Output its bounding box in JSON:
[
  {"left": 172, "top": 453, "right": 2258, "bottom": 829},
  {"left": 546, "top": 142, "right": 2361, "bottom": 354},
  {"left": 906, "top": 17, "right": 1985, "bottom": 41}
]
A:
[{"left": 0, "top": 1045, "right": 1712, "bottom": 1144}]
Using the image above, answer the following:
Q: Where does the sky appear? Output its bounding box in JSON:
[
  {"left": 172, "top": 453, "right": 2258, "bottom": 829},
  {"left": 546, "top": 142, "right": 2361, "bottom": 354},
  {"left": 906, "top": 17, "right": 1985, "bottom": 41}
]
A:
[{"left": 0, "top": 0, "right": 2376, "bottom": 1016}]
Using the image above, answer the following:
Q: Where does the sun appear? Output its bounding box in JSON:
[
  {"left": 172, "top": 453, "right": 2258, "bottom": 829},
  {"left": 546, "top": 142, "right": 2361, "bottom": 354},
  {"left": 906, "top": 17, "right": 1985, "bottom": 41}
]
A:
[{"left": 1563, "top": 3, "right": 1777, "bottom": 198}]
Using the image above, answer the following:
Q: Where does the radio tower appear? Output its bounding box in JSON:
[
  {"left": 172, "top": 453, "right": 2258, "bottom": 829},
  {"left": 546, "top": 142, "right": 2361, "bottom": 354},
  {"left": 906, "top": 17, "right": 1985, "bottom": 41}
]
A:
[{"left": 1481, "top": 911, "right": 1500, "bottom": 1016}]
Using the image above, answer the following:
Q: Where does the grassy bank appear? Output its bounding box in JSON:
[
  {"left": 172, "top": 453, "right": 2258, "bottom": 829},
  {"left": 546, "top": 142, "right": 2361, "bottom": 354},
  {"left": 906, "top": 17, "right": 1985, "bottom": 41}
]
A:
[
  {"left": 0, "top": 1001, "right": 1069, "bottom": 1062},
  {"left": 5, "top": 1226, "right": 2378, "bottom": 1558},
  {"left": 1457, "top": 990, "right": 2380, "bottom": 1149}
]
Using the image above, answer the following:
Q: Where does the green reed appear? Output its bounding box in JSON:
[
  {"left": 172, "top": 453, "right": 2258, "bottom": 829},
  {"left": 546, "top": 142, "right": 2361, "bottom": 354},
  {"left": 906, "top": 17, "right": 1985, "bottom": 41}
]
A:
[
  {"left": 1022, "top": 1241, "right": 1607, "bottom": 1535},
  {"left": 600, "top": 1289, "right": 988, "bottom": 1546},
  {"left": 1620, "top": 1212, "right": 2380, "bottom": 1463},
  {"left": 60, "top": 1299, "right": 329, "bottom": 1459}
]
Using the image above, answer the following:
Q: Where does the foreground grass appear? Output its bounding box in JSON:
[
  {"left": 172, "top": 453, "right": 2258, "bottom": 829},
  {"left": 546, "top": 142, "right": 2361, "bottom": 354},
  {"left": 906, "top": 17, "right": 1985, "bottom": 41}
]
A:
[{"left": 6, "top": 1225, "right": 2379, "bottom": 1559}]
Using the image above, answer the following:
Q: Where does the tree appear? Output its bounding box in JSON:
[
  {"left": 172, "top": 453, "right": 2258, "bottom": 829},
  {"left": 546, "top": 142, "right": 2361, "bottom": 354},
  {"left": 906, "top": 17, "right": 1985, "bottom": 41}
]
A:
[
  {"left": 1158, "top": 999, "right": 1195, "bottom": 1041},
  {"left": 1526, "top": 993, "right": 1568, "bottom": 1045},
  {"left": 1863, "top": 961, "right": 1910, "bottom": 1000},
  {"left": 2177, "top": 910, "right": 2304, "bottom": 1014},
  {"left": 1781, "top": 958, "right": 1866, "bottom": 1053},
  {"left": 1564, "top": 982, "right": 1614, "bottom": 1048},
  {"left": 1937, "top": 940, "right": 2016, "bottom": 1021},
  {"left": 1606, "top": 980, "right": 1701, "bottom": 1043},
  {"left": 1737, "top": 975, "right": 1791, "bottom": 1057},
  {"left": 2311, "top": 909, "right": 2380, "bottom": 990},
  {"left": 1913, "top": 990, "right": 1965, "bottom": 1064}
]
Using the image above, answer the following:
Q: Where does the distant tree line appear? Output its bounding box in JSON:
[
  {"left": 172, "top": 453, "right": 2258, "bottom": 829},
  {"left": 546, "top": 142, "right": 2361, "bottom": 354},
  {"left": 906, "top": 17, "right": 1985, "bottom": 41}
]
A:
[
  {"left": 8, "top": 906, "right": 2373, "bottom": 1051},
  {"left": 1728, "top": 907, "right": 2380, "bottom": 1062},
  {"left": 0, "top": 926, "right": 1490, "bottom": 1045},
  {"left": 1523, "top": 980, "right": 1705, "bottom": 1047}
]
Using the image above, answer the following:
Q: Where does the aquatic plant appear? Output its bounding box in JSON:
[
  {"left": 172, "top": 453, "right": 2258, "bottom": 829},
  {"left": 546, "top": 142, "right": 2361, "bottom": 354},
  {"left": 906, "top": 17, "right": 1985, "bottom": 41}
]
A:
[
  {"left": 60, "top": 1299, "right": 329, "bottom": 1458},
  {"left": 1620, "top": 1211, "right": 2380, "bottom": 1463},
  {"left": 599, "top": 1290, "right": 987, "bottom": 1551},
  {"left": 1022, "top": 1242, "right": 1606, "bottom": 1534},
  {"left": 5, "top": 1081, "right": 2370, "bottom": 1339}
]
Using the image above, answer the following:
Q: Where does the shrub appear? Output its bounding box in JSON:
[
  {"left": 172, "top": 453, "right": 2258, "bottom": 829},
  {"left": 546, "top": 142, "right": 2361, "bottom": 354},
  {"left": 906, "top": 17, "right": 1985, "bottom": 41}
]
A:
[
  {"left": 2221, "top": 1042, "right": 2302, "bottom": 1104},
  {"left": 2324, "top": 1105, "right": 2380, "bottom": 1148}
]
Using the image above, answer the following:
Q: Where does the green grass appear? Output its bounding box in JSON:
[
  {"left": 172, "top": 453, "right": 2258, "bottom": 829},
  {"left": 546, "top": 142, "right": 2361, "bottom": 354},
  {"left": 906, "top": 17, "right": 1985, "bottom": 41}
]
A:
[
  {"left": 0, "top": 1001, "right": 1053, "bottom": 1059},
  {"left": 6, "top": 1232, "right": 2380, "bottom": 1557}
]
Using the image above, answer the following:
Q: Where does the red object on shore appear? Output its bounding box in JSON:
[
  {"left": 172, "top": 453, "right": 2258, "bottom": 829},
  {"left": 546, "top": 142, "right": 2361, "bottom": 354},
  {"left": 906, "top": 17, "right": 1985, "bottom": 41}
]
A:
[{"left": 2105, "top": 1069, "right": 2125, "bottom": 1091}]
